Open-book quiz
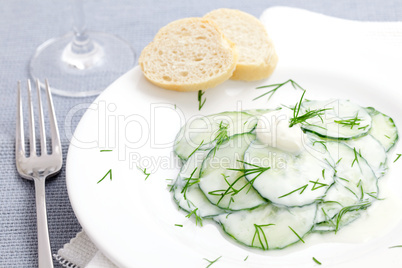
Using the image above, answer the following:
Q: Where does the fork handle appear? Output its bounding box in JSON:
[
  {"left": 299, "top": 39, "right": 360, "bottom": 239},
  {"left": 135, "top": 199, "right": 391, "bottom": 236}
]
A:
[{"left": 34, "top": 177, "right": 54, "bottom": 268}]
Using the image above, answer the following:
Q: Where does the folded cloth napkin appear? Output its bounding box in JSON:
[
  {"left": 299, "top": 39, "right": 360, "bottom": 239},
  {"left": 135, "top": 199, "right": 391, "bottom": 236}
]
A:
[{"left": 56, "top": 6, "right": 402, "bottom": 268}]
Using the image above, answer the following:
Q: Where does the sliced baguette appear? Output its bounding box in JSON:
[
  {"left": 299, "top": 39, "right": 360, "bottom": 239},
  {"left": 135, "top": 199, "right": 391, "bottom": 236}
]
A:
[
  {"left": 139, "top": 18, "right": 238, "bottom": 92},
  {"left": 204, "top": 8, "right": 278, "bottom": 81}
]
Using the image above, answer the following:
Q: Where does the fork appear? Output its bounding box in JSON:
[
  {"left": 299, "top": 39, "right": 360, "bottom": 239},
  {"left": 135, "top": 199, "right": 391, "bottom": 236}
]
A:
[{"left": 16, "top": 79, "right": 62, "bottom": 268}]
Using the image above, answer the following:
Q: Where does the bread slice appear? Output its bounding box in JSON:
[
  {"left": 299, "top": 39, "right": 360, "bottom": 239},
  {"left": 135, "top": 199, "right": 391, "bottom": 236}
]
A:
[
  {"left": 139, "top": 18, "right": 238, "bottom": 92},
  {"left": 204, "top": 8, "right": 278, "bottom": 81}
]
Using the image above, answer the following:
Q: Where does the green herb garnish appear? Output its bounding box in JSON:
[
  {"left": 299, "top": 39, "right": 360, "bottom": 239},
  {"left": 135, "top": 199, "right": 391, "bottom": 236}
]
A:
[
  {"left": 181, "top": 168, "right": 199, "bottom": 199},
  {"left": 335, "top": 202, "right": 371, "bottom": 233},
  {"left": 351, "top": 147, "right": 360, "bottom": 167},
  {"left": 198, "top": 90, "right": 206, "bottom": 110},
  {"left": 186, "top": 208, "right": 203, "bottom": 226},
  {"left": 334, "top": 113, "right": 362, "bottom": 129},
  {"left": 203, "top": 256, "right": 221, "bottom": 268},
  {"left": 252, "top": 223, "right": 275, "bottom": 250},
  {"left": 253, "top": 79, "right": 305, "bottom": 101},
  {"left": 137, "top": 166, "right": 150, "bottom": 180},
  {"left": 97, "top": 169, "right": 112, "bottom": 184},
  {"left": 289, "top": 90, "right": 331, "bottom": 127},
  {"left": 394, "top": 154, "right": 401, "bottom": 163},
  {"left": 100, "top": 149, "right": 112, "bottom": 152},
  {"left": 313, "top": 257, "right": 322, "bottom": 265},
  {"left": 278, "top": 184, "right": 308, "bottom": 199},
  {"left": 389, "top": 245, "right": 402, "bottom": 249},
  {"left": 288, "top": 226, "right": 305, "bottom": 243},
  {"left": 175, "top": 224, "right": 183, "bottom": 227}
]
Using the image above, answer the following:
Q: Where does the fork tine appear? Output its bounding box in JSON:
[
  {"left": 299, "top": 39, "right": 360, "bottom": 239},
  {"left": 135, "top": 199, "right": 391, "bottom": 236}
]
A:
[
  {"left": 27, "top": 80, "right": 36, "bottom": 156},
  {"left": 16, "top": 81, "right": 26, "bottom": 158},
  {"left": 35, "top": 79, "right": 47, "bottom": 154},
  {"left": 44, "top": 80, "right": 61, "bottom": 155}
]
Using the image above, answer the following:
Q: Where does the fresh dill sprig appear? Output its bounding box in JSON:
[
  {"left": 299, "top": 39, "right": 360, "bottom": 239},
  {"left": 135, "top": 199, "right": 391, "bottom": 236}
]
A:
[
  {"left": 203, "top": 256, "right": 221, "bottom": 268},
  {"left": 394, "top": 153, "right": 401, "bottom": 163},
  {"left": 253, "top": 79, "right": 305, "bottom": 101},
  {"left": 186, "top": 208, "right": 203, "bottom": 226},
  {"left": 97, "top": 169, "right": 112, "bottom": 184},
  {"left": 335, "top": 202, "right": 371, "bottom": 233},
  {"left": 312, "top": 257, "right": 322, "bottom": 265},
  {"left": 187, "top": 140, "right": 204, "bottom": 159},
  {"left": 309, "top": 180, "right": 329, "bottom": 191},
  {"left": 252, "top": 223, "right": 275, "bottom": 250},
  {"left": 212, "top": 161, "right": 271, "bottom": 206},
  {"left": 198, "top": 90, "right": 206, "bottom": 110},
  {"left": 334, "top": 113, "right": 362, "bottom": 129},
  {"left": 351, "top": 147, "right": 360, "bottom": 167},
  {"left": 137, "top": 166, "right": 150, "bottom": 180},
  {"left": 212, "top": 121, "right": 229, "bottom": 156},
  {"left": 278, "top": 184, "right": 308, "bottom": 199},
  {"left": 288, "top": 226, "right": 305, "bottom": 243},
  {"left": 288, "top": 90, "right": 331, "bottom": 127},
  {"left": 181, "top": 168, "right": 199, "bottom": 199}
]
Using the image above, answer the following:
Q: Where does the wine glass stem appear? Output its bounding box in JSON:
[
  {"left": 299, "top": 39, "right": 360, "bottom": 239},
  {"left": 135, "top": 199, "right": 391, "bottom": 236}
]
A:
[{"left": 70, "top": 0, "right": 94, "bottom": 54}]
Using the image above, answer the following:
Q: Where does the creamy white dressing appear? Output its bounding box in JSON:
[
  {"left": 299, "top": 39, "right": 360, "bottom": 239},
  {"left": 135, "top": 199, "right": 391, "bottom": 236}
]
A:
[{"left": 255, "top": 109, "right": 307, "bottom": 154}]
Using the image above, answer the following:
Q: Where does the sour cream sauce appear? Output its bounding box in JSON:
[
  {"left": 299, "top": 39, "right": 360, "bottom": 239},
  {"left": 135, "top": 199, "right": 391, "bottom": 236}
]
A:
[{"left": 255, "top": 109, "right": 307, "bottom": 154}]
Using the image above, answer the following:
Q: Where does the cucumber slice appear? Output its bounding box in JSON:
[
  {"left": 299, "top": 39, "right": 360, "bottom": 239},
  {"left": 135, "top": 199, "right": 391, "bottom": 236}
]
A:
[
  {"left": 344, "top": 134, "right": 387, "bottom": 178},
  {"left": 366, "top": 107, "right": 398, "bottom": 151},
  {"left": 174, "top": 111, "right": 258, "bottom": 161},
  {"left": 314, "top": 182, "right": 372, "bottom": 232},
  {"left": 301, "top": 99, "right": 372, "bottom": 139},
  {"left": 243, "top": 139, "right": 335, "bottom": 207},
  {"left": 172, "top": 150, "right": 226, "bottom": 218},
  {"left": 325, "top": 142, "right": 379, "bottom": 199},
  {"left": 214, "top": 203, "right": 316, "bottom": 250},
  {"left": 199, "top": 133, "right": 267, "bottom": 211}
]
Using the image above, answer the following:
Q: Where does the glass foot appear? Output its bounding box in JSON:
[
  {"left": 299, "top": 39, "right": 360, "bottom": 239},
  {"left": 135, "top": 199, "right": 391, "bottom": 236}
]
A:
[{"left": 29, "top": 31, "right": 136, "bottom": 97}]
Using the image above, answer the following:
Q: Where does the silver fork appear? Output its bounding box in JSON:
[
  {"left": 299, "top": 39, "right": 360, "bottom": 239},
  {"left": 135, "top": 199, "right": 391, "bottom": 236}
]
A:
[{"left": 16, "top": 79, "right": 62, "bottom": 268}]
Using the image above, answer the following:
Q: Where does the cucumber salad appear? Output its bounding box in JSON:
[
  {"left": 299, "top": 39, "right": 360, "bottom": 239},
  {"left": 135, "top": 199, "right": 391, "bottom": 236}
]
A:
[{"left": 170, "top": 89, "right": 398, "bottom": 250}]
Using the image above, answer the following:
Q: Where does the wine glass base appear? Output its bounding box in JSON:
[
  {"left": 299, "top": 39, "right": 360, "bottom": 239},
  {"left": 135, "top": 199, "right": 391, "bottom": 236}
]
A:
[{"left": 29, "top": 32, "right": 136, "bottom": 97}]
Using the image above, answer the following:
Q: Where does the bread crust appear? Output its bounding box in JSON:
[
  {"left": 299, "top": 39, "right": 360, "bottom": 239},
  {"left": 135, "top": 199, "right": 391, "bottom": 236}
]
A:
[
  {"left": 139, "top": 18, "right": 238, "bottom": 92},
  {"left": 204, "top": 8, "right": 278, "bottom": 81}
]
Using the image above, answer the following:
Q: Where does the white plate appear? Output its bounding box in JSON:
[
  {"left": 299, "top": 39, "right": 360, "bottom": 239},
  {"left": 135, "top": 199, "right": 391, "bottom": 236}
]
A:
[{"left": 66, "top": 7, "right": 402, "bottom": 268}]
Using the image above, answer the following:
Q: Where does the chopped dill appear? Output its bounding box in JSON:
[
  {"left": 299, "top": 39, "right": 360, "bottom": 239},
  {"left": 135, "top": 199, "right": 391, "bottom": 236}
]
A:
[
  {"left": 288, "top": 226, "right": 305, "bottom": 243},
  {"left": 351, "top": 147, "right": 359, "bottom": 167},
  {"left": 186, "top": 208, "right": 203, "bottom": 226},
  {"left": 212, "top": 121, "right": 229, "bottom": 156},
  {"left": 289, "top": 90, "right": 331, "bottom": 127},
  {"left": 313, "top": 257, "right": 322, "bottom": 265},
  {"left": 278, "top": 184, "right": 308, "bottom": 199},
  {"left": 335, "top": 202, "right": 371, "bottom": 233},
  {"left": 198, "top": 90, "right": 206, "bottom": 110},
  {"left": 394, "top": 154, "right": 401, "bottom": 163},
  {"left": 203, "top": 256, "right": 221, "bottom": 268},
  {"left": 187, "top": 140, "right": 205, "bottom": 159},
  {"left": 212, "top": 161, "right": 271, "bottom": 206},
  {"left": 334, "top": 113, "right": 362, "bottom": 129},
  {"left": 181, "top": 168, "right": 199, "bottom": 199},
  {"left": 252, "top": 223, "right": 275, "bottom": 250},
  {"left": 309, "top": 180, "right": 329, "bottom": 191},
  {"left": 100, "top": 149, "right": 112, "bottom": 152},
  {"left": 97, "top": 169, "right": 112, "bottom": 184},
  {"left": 244, "top": 256, "right": 249, "bottom": 261},
  {"left": 389, "top": 245, "right": 402, "bottom": 249},
  {"left": 253, "top": 79, "right": 305, "bottom": 101},
  {"left": 175, "top": 224, "right": 183, "bottom": 227},
  {"left": 137, "top": 166, "right": 150, "bottom": 180}
]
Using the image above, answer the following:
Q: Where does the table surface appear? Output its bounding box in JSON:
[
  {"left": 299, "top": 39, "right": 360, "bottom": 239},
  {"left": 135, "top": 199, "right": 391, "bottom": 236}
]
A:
[{"left": 1, "top": 0, "right": 402, "bottom": 267}]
